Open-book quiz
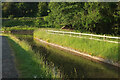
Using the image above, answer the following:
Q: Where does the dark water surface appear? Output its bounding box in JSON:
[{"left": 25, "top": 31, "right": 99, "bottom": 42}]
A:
[{"left": 14, "top": 34, "right": 120, "bottom": 78}]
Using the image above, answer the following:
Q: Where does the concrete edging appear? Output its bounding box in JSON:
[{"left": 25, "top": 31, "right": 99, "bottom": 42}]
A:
[{"left": 35, "top": 37, "right": 120, "bottom": 68}]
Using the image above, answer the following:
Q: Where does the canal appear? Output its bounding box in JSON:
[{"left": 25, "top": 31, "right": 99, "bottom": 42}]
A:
[{"left": 14, "top": 34, "right": 120, "bottom": 78}]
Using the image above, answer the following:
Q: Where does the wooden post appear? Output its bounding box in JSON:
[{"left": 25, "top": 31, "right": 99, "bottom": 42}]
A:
[
  {"left": 91, "top": 35, "right": 92, "bottom": 39},
  {"left": 104, "top": 34, "right": 105, "bottom": 41},
  {"left": 79, "top": 33, "right": 81, "bottom": 38}
]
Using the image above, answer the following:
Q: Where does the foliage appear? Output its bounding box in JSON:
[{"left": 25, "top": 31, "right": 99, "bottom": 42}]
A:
[
  {"left": 2, "top": 2, "right": 120, "bottom": 35},
  {"left": 37, "top": 2, "right": 48, "bottom": 17},
  {"left": 2, "top": 18, "right": 35, "bottom": 27},
  {"left": 34, "top": 17, "right": 48, "bottom": 27},
  {"left": 2, "top": 2, "right": 38, "bottom": 17},
  {"left": 45, "top": 2, "right": 119, "bottom": 35}
]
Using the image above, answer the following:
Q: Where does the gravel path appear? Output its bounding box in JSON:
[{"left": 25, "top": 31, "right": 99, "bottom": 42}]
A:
[
  {"left": 2, "top": 36, "right": 18, "bottom": 78},
  {"left": 0, "top": 36, "right": 2, "bottom": 79}
]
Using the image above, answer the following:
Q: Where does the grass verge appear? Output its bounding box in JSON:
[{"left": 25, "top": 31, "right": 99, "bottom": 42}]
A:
[
  {"left": 6, "top": 34, "right": 62, "bottom": 78},
  {"left": 34, "top": 28, "right": 120, "bottom": 63}
]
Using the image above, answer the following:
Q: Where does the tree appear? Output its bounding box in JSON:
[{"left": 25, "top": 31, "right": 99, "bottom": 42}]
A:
[
  {"left": 2, "top": 2, "right": 38, "bottom": 17},
  {"left": 2, "top": 2, "right": 18, "bottom": 17},
  {"left": 37, "top": 2, "right": 48, "bottom": 17},
  {"left": 15, "top": 2, "right": 38, "bottom": 17},
  {"left": 47, "top": 2, "right": 119, "bottom": 34}
]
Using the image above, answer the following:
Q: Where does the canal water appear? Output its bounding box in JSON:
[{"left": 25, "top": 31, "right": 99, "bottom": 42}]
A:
[{"left": 14, "top": 34, "right": 120, "bottom": 78}]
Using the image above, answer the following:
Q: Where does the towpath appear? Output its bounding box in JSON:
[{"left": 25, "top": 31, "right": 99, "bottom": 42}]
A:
[{"left": 2, "top": 36, "right": 18, "bottom": 78}]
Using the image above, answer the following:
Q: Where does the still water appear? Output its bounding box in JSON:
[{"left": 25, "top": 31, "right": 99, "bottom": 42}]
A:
[{"left": 14, "top": 34, "right": 120, "bottom": 78}]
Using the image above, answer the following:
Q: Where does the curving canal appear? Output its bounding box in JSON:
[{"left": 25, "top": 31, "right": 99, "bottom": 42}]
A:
[{"left": 14, "top": 34, "right": 120, "bottom": 78}]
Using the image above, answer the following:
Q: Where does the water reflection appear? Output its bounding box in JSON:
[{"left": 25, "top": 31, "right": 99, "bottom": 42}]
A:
[{"left": 15, "top": 34, "right": 120, "bottom": 78}]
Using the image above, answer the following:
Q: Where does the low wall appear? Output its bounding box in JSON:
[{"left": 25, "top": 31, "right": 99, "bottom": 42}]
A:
[{"left": 10, "top": 30, "right": 34, "bottom": 35}]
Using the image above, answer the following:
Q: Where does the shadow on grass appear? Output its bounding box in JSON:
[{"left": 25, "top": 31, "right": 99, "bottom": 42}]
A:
[{"left": 6, "top": 36, "right": 51, "bottom": 78}]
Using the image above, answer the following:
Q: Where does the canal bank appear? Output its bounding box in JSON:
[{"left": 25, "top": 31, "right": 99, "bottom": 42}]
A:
[
  {"left": 34, "top": 29, "right": 120, "bottom": 67},
  {"left": 34, "top": 37, "right": 120, "bottom": 68}
]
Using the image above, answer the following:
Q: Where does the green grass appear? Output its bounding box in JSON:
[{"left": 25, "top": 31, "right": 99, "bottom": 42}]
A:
[
  {"left": 34, "top": 28, "right": 120, "bottom": 63},
  {"left": 7, "top": 34, "right": 62, "bottom": 78}
]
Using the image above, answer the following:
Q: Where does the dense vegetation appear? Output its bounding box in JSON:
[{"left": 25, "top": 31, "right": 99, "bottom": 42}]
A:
[
  {"left": 2, "top": 2, "right": 120, "bottom": 35},
  {"left": 2, "top": 18, "right": 35, "bottom": 27},
  {"left": 2, "top": 2, "right": 38, "bottom": 17}
]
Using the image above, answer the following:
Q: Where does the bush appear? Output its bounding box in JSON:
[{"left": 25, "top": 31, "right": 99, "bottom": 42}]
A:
[
  {"left": 3, "top": 18, "right": 35, "bottom": 27},
  {"left": 8, "top": 15, "right": 14, "bottom": 19},
  {"left": 34, "top": 17, "right": 48, "bottom": 27}
]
